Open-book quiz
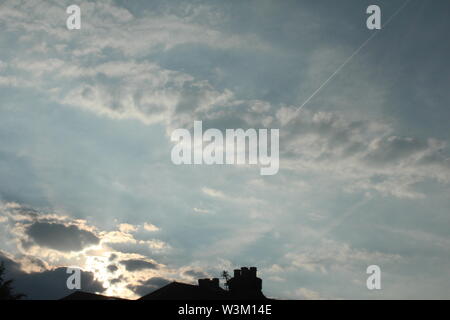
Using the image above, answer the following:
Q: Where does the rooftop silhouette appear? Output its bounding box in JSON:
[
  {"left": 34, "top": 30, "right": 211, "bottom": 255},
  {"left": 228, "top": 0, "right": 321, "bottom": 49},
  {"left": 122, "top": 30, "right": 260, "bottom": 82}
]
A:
[{"left": 61, "top": 266, "right": 269, "bottom": 300}]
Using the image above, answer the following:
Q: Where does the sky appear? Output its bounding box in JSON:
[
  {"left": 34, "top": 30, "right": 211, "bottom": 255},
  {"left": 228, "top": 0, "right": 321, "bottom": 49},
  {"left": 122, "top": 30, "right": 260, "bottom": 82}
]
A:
[{"left": 0, "top": 0, "right": 450, "bottom": 299}]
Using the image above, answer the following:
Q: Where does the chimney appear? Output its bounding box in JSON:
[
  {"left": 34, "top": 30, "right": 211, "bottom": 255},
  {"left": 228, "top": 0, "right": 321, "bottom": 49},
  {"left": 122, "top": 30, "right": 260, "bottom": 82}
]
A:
[{"left": 228, "top": 266, "right": 264, "bottom": 299}]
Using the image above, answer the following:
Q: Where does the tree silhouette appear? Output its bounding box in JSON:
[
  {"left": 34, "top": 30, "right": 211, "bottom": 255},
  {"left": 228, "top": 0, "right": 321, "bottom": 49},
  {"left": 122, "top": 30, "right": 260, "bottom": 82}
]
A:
[
  {"left": 221, "top": 270, "right": 230, "bottom": 290},
  {"left": 0, "top": 261, "right": 25, "bottom": 300}
]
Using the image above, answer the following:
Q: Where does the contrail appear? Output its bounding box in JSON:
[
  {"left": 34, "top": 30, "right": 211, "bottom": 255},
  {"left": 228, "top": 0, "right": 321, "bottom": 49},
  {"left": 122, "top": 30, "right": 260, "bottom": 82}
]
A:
[{"left": 292, "top": 0, "right": 413, "bottom": 118}]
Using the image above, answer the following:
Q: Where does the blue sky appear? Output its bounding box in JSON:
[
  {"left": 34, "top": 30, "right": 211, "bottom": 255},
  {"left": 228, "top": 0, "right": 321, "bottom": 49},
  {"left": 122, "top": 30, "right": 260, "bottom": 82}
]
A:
[{"left": 1, "top": 0, "right": 450, "bottom": 299}]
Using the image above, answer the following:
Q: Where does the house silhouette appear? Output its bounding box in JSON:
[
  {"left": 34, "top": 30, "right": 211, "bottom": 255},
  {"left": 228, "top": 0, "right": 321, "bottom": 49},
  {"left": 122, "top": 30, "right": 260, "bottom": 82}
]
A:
[
  {"left": 61, "top": 291, "right": 125, "bottom": 300},
  {"left": 141, "top": 267, "right": 266, "bottom": 300},
  {"left": 61, "top": 267, "right": 268, "bottom": 300}
]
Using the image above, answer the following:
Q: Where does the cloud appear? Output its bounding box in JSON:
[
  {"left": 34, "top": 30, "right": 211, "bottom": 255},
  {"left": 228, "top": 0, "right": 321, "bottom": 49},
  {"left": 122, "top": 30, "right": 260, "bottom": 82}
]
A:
[
  {"left": 118, "top": 223, "right": 138, "bottom": 233},
  {"left": 0, "top": 0, "right": 263, "bottom": 132},
  {"left": 0, "top": 202, "right": 172, "bottom": 299},
  {"left": 128, "top": 277, "right": 171, "bottom": 297},
  {"left": 193, "top": 207, "right": 211, "bottom": 214},
  {"left": 294, "top": 287, "right": 323, "bottom": 300},
  {"left": 119, "top": 259, "right": 159, "bottom": 272},
  {"left": 109, "top": 253, "right": 118, "bottom": 261},
  {"left": 201, "top": 187, "right": 226, "bottom": 199},
  {"left": 364, "top": 136, "right": 430, "bottom": 165},
  {"left": 183, "top": 269, "right": 209, "bottom": 279},
  {"left": 0, "top": 202, "right": 101, "bottom": 254},
  {"left": 285, "top": 239, "right": 402, "bottom": 274},
  {"left": 101, "top": 229, "right": 169, "bottom": 256},
  {"left": 25, "top": 222, "right": 100, "bottom": 252},
  {"left": 109, "top": 275, "right": 125, "bottom": 285},
  {"left": 0, "top": 0, "right": 265, "bottom": 54},
  {"left": 143, "top": 223, "right": 159, "bottom": 232},
  {"left": 278, "top": 109, "right": 450, "bottom": 198},
  {"left": 19, "top": 50, "right": 445, "bottom": 200},
  {"left": 2, "top": 0, "right": 449, "bottom": 202},
  {"left": 107, "top": 264, "right": 118, "bottom": 273},
  {"left": 0, "top": 251, "right": 104, "bottom": 299}
]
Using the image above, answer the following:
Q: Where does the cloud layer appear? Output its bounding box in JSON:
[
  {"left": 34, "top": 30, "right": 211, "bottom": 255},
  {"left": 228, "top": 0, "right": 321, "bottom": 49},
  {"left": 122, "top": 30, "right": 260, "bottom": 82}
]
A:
[{"left": 1, "top": 0, "right": 450, "bottom": 300}]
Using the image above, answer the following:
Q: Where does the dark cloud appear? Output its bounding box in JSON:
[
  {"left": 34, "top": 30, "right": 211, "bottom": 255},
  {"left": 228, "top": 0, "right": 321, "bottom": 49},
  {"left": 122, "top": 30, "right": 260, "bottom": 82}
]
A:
[
  {"left": 19, "top": 238, "right": 35, "bottom": 251},
  {"left": 109, "top": 253, "right": 118, "bottom": 261},
  {"left": 0, "top": 251, "right": 104, "bottom": 299},
  {"left": 25, "top": 221, "right": 99, "bottom": 252},
  {"left": 17, "top": 255, "right": 47, "bottom": 270},
  {"left": 183, "top": 269, "right": 209, "bottom": 279},
  {"left": 9, "top": 205, "right": 40, "bottom": 219},
  {"left": 119, "top": 259, "right": 158, "bottom": 271},
  {"left": 128, "top": 277, "right": 170, "bottom": 297},
  {"left": 110, "top": 275, "right": 125, "bottom": 285},
  {"left": 107, "top": 264, "right": 118, "bottom": 273}
]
